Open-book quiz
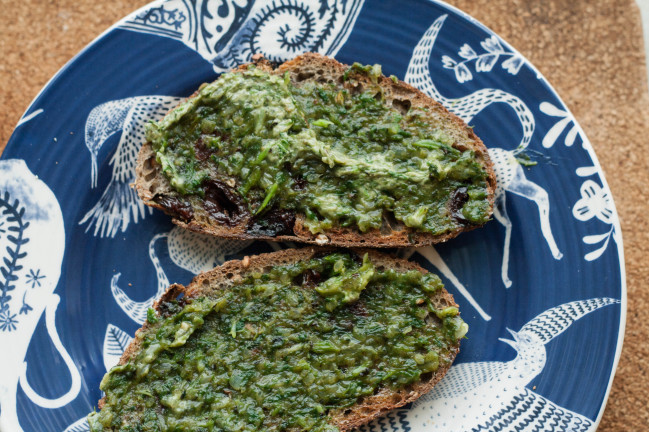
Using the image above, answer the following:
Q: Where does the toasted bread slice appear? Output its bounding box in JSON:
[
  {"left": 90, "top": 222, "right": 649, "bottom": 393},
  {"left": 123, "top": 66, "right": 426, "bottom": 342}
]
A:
[
  {"left": 91, "top": 248, "right": 463, "bottom": 431},
  {"left": 136, "top": 53, "right": 496, "bottom": 247}
]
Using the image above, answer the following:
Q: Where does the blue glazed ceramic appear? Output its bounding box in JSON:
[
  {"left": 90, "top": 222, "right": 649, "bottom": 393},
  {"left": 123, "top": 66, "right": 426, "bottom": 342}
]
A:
[{"left": 0, "top": 1, "right": 625, "bottom": 431}]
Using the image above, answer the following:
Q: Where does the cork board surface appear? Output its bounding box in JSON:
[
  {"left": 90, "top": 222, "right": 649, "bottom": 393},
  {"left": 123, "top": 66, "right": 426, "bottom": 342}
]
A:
[{"left": 0, "top": 0, "right": 647, "bottom": 429}]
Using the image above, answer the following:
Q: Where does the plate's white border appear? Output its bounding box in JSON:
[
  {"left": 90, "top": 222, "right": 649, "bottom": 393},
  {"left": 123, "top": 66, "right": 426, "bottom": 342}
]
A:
[{"left": 6, "top": 0, "right": 626, "bottom": 430}]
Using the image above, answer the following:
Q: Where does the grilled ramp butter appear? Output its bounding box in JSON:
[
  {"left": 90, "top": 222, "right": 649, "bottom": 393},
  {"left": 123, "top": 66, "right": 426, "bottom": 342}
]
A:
[
  {"left": 88, "top": 250, "right": 466, "bottom": 432},
  {"left": 137, "top": 53, "right": 495, "bottom": 247}
]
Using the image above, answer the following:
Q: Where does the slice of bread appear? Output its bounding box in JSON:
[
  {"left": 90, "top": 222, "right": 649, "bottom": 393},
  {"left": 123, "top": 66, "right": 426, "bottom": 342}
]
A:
[
  {"left": 93, "top": 248, "right": 462, "bottom": 431},
  {"left": 135, "top": 53, "right": 496, "bottom": 247}
]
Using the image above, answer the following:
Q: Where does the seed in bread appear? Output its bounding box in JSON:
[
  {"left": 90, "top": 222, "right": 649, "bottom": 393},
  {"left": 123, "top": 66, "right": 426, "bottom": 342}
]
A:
[
  {"left": 88, "top": 248, "right": 465, "bottom": 431},
  {"left": 136, "top": 53, "right": 496, "bottom": 247}
]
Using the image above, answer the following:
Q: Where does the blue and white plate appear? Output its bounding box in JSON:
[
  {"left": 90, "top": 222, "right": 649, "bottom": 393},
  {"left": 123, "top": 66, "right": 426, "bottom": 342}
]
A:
[{"left": 0, "top": 1, "right": 625, "bottom": 431}]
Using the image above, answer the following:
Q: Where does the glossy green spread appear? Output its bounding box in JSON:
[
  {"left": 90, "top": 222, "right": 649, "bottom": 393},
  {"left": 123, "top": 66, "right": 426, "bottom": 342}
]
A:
[
  {"left": 146, "top": 64, "right": 491, "bottom": 235},
  {"left": 88, "top": 252, "right": 466, "bottom": 432}
]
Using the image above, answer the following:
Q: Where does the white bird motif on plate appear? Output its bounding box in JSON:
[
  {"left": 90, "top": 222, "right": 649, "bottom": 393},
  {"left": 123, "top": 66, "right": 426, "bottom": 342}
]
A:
[
  {"left": 405, "top": 15, "right": 562, "bottom": 289},
  {"left": 80, "top": 96, "right": 182, "bottom": 238},
  {"left": 360, "top": 297, "right": 619, "bottom": 432}
]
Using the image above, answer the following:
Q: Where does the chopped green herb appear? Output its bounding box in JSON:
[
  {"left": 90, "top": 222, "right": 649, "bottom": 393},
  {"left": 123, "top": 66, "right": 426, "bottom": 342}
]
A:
[
  {"left": 89, "top": 253, "right": 464, "bottom": 432},
  {"left": 147, "top": 67, "right": 491, "bottom": 235}
]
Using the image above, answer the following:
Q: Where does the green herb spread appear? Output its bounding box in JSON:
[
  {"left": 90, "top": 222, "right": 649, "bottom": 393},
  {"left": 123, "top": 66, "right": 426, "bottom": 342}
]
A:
[
  {"left": 146, "top": 65, "right": 490, "bottom": 235},
  {"left": 88, "top": 252, "right": 466, "bottom": 432}
]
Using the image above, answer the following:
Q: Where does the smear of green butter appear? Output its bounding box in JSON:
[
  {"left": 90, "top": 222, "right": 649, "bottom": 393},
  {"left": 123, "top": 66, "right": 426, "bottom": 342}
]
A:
[
  {"left": 89, "top": 253, "right": 466, "bottom": 432},
  {"left": 147, "top": 66, "right": 491, "bottom": 236}
]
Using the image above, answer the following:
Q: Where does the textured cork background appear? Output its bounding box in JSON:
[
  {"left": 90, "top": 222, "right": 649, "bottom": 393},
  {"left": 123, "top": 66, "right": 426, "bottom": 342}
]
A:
[{"left": 1, "top": 0, "right": 647, "bottom": 429}]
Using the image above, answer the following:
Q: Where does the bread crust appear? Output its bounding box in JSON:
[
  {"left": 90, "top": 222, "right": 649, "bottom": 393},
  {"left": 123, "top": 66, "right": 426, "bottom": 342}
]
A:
[
  {"left": 99, "top": 247, "right": 460, "bottom": 431},
  {"left": 135, "top": 53, "right": 497, "bottom": 247}
]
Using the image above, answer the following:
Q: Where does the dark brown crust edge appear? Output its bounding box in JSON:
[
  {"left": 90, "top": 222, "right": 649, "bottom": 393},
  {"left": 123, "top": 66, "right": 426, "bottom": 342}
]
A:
[
  {"left": 134, "top": 53, "right": 497, "bottom": 248},
  {"left": 97, "top": 247, "right": 460, "bottom": 431}
]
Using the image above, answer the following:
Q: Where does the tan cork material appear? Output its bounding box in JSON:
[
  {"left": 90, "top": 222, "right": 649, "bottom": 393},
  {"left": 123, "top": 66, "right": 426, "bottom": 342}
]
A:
[{"left": 1, "top": 0, "right": 647, "bottom": 429}]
